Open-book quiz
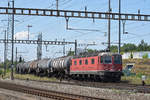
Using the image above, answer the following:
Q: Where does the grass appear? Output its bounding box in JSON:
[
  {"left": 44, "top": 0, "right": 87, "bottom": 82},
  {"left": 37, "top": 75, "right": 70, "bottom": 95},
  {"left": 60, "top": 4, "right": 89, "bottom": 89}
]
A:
[
  {"left": 122, "top": 76, "right": 150, "bottom": 85},
  {"left": 122, "top": 59, "right": 150, "bottom": 85},
  {"left": 1, "top": 69, "right": 58, "bottom": 82},
  {"left": 3, "top": 72, "right": 150, "bottom": 85},
  {"left": 14, "top": 74, "right": 58, "bottom": 82}
]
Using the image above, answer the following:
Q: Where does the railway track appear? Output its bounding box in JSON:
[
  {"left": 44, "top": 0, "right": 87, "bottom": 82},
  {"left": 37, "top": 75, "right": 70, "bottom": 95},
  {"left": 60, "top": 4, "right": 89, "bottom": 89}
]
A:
[
  {"left": 0, "top": 81, "right": 107, "bottom": 100},
  {"left": 16, "top": 78, "right": 150, "bottom": 93}
]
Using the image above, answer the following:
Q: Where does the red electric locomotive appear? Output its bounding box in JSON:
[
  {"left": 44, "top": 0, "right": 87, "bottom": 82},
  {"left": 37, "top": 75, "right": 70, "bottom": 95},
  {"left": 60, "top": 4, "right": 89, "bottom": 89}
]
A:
[{"left": 70, "top": 52, "right": 123, "bottom": 82}]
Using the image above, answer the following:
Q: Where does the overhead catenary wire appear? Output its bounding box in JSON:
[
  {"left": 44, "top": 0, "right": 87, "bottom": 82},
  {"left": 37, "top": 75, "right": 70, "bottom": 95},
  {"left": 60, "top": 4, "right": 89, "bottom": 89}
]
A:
[
  {"left": 0, "top": 0, "right": 150, "bottom": 60},
  {"left": 112, "top": 31, "right": 150, "bottom": 44}
]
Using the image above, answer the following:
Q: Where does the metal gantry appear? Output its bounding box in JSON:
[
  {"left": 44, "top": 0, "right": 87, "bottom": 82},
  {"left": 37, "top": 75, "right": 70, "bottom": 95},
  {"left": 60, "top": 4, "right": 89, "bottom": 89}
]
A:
[
  {"left": 0, "top": 39, "right": 75, "bottom": 45},
  {"left": 0, "top": 7, "right": 150, "bottom": 21}
]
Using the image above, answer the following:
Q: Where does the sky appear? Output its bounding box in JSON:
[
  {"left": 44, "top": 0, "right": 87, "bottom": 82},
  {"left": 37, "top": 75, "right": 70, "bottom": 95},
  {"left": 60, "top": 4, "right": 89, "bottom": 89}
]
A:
[{"left": 0, "top": 0, "right": 150, "bottom": 62}]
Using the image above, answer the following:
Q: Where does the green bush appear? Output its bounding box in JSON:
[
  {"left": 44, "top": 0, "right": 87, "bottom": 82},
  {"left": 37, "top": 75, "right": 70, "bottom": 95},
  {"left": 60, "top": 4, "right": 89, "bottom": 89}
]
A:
[{"left": 142, "top": 53, "right": 148, "bottom": 59}]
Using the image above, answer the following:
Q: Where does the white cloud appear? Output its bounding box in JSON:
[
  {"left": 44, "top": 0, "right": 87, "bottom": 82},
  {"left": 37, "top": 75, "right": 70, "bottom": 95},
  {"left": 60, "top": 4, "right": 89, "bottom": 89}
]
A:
[
  {"left": 14, "top": 31, "right": 35, "bottom": 39},
  {"left": 14, "top": 31, "right": 28, "bottom": 39}
]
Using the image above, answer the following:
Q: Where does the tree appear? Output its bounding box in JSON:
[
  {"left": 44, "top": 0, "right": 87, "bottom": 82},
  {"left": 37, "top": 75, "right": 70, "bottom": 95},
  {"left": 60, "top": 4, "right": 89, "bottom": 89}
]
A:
[
  {"left": 110, "top": 45, "right": 118, "bottom": 52},
  {"left": 121, "top": 43, "right": 137, "bottom": 52},
  {"left": 0, "top": 59, "right": 12, "bottom": 69},
  {"left": 148, "top": 45, "right": 150, "bottom": 51},
  {"left": 87, "top": 49, "right": 95, "bottom": 53},
  {"left": 67, "top": 51, "right": 74, "bottom": 56},
  {"left": 138, "top": 40, "right": 148, "bottom": 51}
]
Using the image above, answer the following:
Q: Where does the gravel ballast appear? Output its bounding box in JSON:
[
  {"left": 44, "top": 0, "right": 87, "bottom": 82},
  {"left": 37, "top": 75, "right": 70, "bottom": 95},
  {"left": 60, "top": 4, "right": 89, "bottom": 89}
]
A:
[
  {"left": 0, "top": 78, "right": 150, "bottom": 100},
  {"left": 0, "top": 88, "right": 50, "bottom": 100}
]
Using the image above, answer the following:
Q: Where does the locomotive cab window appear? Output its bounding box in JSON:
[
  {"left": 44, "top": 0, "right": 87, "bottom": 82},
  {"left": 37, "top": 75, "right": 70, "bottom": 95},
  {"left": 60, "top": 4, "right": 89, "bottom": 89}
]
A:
[
  {"left": 85, "top": 59, "right": 88, "bottom": 65},
  {"left": 79, "top": 60, "right": 82, "bottom": 65},
  {"left": 74, "top": 61, "right": 77, "bottom": 65},
  {"left": 100, "top": 56, "right": 103, "bottom": 63},
  {"left": 91, "top": 59, "right": 95, "bottom": 64},
  {"left": 114, "top": 55, "right": 122, "bottom": 64},
  {"left": 104, "top": 56, "right": 112, "bottom": 64}
]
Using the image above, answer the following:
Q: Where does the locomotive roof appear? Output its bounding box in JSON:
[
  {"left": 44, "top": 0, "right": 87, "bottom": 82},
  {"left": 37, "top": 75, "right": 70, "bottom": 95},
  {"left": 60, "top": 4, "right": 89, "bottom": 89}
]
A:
[
  {"left": 73, "top": 52, "right": 121, "bottom": 59},
  {"left": 98, "top": 52, "right": 120, "bottom": 56}
]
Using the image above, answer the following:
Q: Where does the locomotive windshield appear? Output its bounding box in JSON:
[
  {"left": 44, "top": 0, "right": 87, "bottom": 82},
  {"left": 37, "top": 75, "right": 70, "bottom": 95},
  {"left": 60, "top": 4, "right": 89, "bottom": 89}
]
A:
[
  {"left": 114, "top": 55, "right": 122, "bottom": 64},
  {"left": 103, "top": 56, "right": 112, "bottom": 64}
]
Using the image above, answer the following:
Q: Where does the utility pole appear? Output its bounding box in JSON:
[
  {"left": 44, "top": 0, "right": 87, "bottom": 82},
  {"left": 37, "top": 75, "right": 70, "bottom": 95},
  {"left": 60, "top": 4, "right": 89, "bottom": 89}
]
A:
[
  {"left": 118, "top": 0, "right": 121, "bottom": 54},
  {"left": 108, "top": 0, "right": 111, "bottom": 51},
  {"left": 75, "top": 40, "right": 77, "bottom": 56},
  {"left": 56, "top": 0, "right": 58, "bottom": 10},
  {"left": 11, "top": 0, "right": 14, "bottom": 80},
  {"left": 27, "top": 25, "right": 32, "bottom": 40},
  {"left": 37, "top": 33, "right": 42, "bottom": 60},
  {"left": 4, "top": 30, "right": 7, "bottom": 75},
  {"left": 7, "top": 1, "right": 10, "bottom": 56},
  {"left": 5, "top": 2, "right": 11, "bottom": 66},
  {"left": 63, "top": 39, "right": 65, "bottom": 56},
  {"left": 15, "top": 47, "right": 17, "bottom": 67}
]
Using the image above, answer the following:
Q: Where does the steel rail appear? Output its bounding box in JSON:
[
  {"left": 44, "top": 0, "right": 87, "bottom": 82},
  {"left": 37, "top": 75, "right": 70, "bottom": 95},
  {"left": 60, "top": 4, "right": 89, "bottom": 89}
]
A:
[
  {"left": 15, "top": 78, "right": 150, "bottom": 93},
  {"left": 0, "top": 81, "right": 107, "bottom": 100}
]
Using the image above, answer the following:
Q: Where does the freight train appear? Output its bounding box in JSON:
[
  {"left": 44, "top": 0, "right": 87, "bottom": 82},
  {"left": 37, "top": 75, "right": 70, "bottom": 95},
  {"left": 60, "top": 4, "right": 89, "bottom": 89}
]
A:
[{"left": 16, "top": 52, "right": 123, "bottom": 82}]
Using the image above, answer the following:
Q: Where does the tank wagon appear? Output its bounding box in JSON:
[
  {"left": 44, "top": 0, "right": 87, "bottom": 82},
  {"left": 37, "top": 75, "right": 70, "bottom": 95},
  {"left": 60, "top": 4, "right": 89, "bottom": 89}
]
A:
[
  {"left": 36, "top": 59, "right": 49, "bottom": 76},
  {"left": 50, "top": 56, "right": 72, "bottom": 77},
  {"left": 16, "top": 52, "right": 123, "bottom": 82},
  {"left": 16, "top": 63, "right": 23, "bottom": 74},
  {"left": 16, "top": 61, "right": 31, "bottom": 74},
  {"left": 28, "top": 60, "right": 38, "bottom": 75}
]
